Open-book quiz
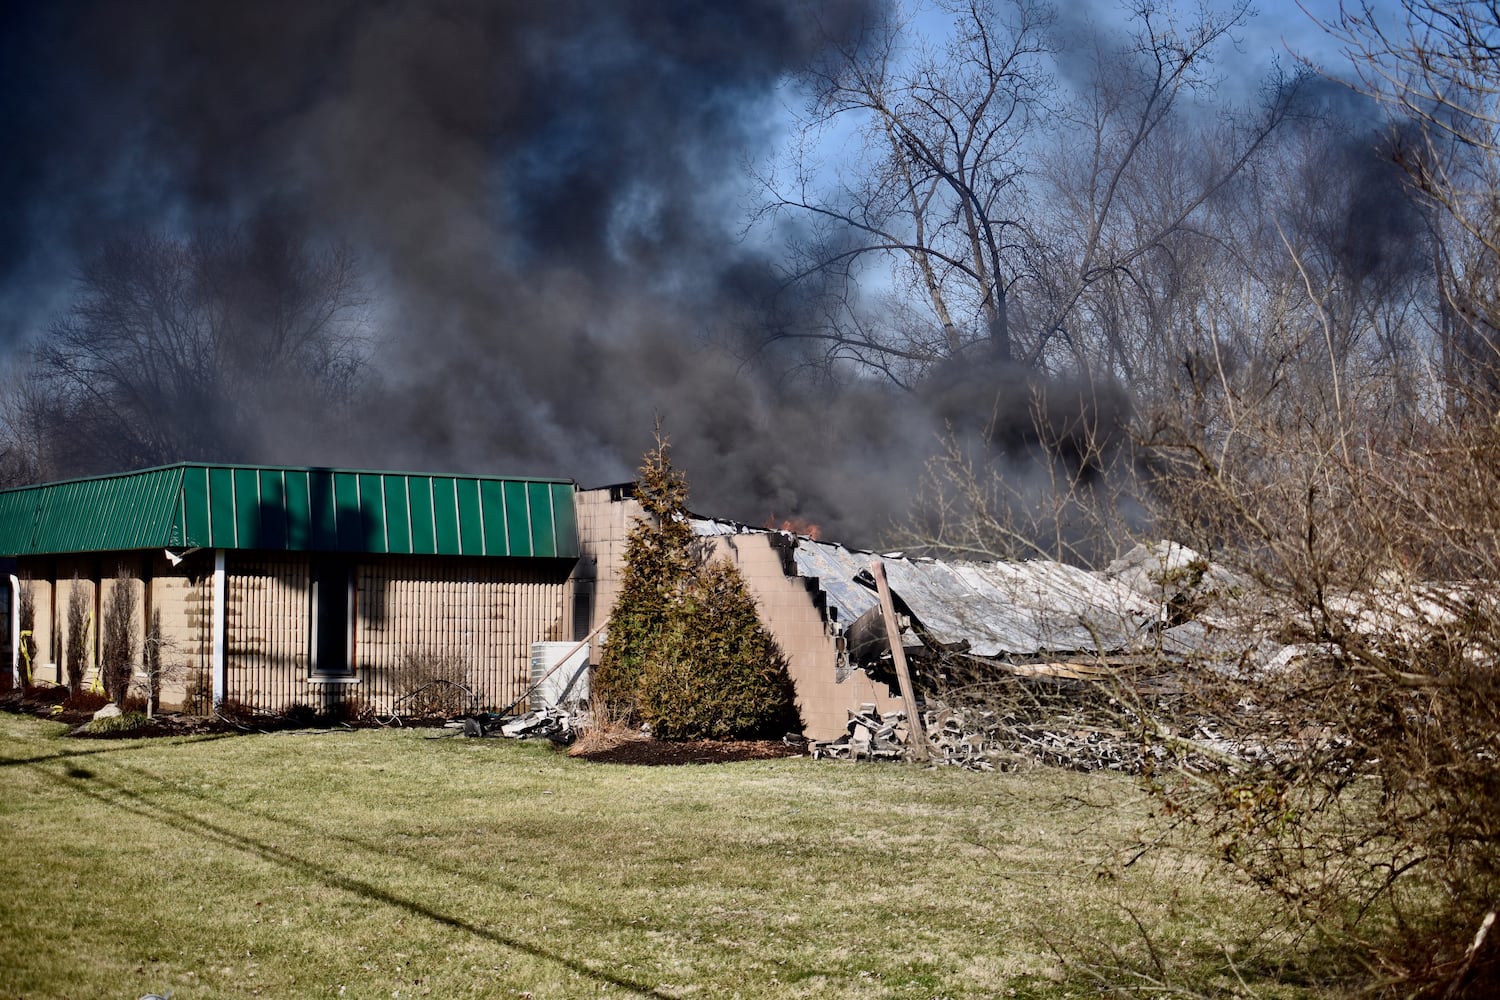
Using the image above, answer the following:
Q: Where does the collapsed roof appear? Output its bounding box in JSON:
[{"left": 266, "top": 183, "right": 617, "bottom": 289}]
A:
[{"left": 694, "top": 517, "right": 1169, "bottom": 661}]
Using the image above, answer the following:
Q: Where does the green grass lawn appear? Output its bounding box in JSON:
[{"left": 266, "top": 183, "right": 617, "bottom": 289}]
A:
[{"left": 0, "top": 713, "right": 1315, "bottom": 999}]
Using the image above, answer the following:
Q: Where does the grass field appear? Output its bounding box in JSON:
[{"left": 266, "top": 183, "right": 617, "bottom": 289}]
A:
[{"left": 0, "top": 713, "right": 1318, "bottom": 999}]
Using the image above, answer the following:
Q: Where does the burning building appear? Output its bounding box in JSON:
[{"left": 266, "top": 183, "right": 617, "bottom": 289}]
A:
[
  {"left": 2, "top": 463, "right": 1178, "bottom": 738},
  {"left": 572, "top": 486, "right": 1167, "bottom": 739}
]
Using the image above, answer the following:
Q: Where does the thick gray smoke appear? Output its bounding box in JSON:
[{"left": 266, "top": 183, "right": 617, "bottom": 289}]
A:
[
  {"left": 3, "top": 0, "right": 939, "bottom": 542},
  {"left": 0, "top": 2, "right": 1212, "bottom": 549},
  {"left": 1286, "top": 78, "right": 1430, "bottom": 287}
]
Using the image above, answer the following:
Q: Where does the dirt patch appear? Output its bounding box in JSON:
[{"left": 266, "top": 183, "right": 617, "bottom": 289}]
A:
[
  {"left": 568, "top": 736, "right": 802, "bottom": 766},
  {"left": 2, "top": 686, "right": 103, "bottom": 728}
]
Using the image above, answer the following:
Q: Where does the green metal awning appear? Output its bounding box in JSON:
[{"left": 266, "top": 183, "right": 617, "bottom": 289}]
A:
[{"left": 0, "top": 463, "right": 579, "bottom": 559}]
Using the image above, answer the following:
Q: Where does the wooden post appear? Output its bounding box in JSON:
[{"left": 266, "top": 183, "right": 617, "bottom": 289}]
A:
[{"left": 869, "top": 560, "right": 928, "bottom": 762}]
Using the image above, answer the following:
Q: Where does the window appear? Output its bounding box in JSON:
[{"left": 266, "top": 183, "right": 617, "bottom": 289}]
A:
[
  {"left": 1, "top": 581, "right": 10, "bottom": 687},
  {"left": 310, "top": 558, "right": 354, "bottom": 678}
]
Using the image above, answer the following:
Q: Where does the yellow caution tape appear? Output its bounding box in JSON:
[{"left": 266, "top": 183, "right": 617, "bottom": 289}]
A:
[
  {"left": 18, "top": 629, "right": 31, "bottom": 686},
  {"left": 86, "top": 612, "right": 103, "bottom": 695}
]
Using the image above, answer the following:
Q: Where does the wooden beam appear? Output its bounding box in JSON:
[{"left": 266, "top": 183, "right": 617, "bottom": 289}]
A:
[{"left": 869, "top": 560, "right": 928, "bottom": 762}]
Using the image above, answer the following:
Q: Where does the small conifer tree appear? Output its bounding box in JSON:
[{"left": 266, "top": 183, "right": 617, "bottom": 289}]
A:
[
  {"left": 595, "top": 427, "right": 697, "bottom": 724},
  {"left": 639, "top": 558, "right": 801, "bottom": 740},
  {"left": 596, "top": 427, "right": 801, "bottom": 738},
  {"left": 65, "top": 576, "right": 89, "bottom": 698}
]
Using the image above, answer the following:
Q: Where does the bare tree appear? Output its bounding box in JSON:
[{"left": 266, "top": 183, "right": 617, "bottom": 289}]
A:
[
  {"left": 136, "top": 607, "right": 177, "bottom": 719},
  {"left": 0, "top": 369, "right": 52, "bottom": 487},
  {"left": 1019, "top": 1, "right": 1303, "bottom": 377},
  {"left": 1322, "top": 0, "right": 1500, "bottom": 406},
  {"left": 100, "top": 567, "right": 137, "bottom": 708},
  {"left": 759, "top": 0, "right": 1052, "bottom": 383},
  {"left": 759, "top": 0, "right": 1298, "bottom": 386},
  {"left": 20, "top": 217, "right": 368, "bottom": 477}
]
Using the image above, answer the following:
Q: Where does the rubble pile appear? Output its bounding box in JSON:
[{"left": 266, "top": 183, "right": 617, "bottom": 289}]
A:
[
  {"left": 812, "top": 699, "right": 1181, "bottom": 773},
  {"left": 973, "top": 716, "right": 1171, "bottom": 773},
  {"left": 811, "top": 691, "right": 1360, "bottom": 774},
  {"left": 448, "top": 705, "right": 582, "bottom": 742},
  {"left": 808, "top": 706, "right": 911, "bottom": 762}
]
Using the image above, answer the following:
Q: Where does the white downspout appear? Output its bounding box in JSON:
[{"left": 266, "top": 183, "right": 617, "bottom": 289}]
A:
[
  {"left": 8, "top": 574, "right": 18, "bottom": 690},
  {"left": 211, "top": 550, "right": 226, "bottom": 708}
]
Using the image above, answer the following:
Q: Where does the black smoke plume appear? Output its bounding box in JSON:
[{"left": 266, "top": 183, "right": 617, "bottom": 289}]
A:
[
  {"left": 0, "top": 1, "right": 1210, "bottom": 551},
  {"left": 3, "top": 0, "right": 944, "bottom": 542}
]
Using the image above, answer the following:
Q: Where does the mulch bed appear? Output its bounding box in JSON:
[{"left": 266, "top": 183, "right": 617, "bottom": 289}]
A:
[
  {"left": 1, "top": 685, "right": 105, "bottom": 728},
  {"left": 0, "top": 687, "right": 237, "bottom": 738},
  {"left": 1, "top": 687, "right": 804, "bottom": 761},
  {"left": 567, "top": 737, "right": 802, "bottom": 766}
]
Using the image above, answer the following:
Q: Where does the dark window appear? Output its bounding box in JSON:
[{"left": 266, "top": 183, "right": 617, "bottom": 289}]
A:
[
  {"left": 1, "top": 582, "right": 10, "bottom": 690},
  {"left": 310, "top": 558, "right": 352, "bottom": 677}
]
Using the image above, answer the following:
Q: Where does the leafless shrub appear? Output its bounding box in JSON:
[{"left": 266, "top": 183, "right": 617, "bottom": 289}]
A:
[
  {"left": 64, "top": 576, "right": 89, "bottom": 698},
  {"left": 100, "top": 568, "right": 137, "bottom": 706},
  {"left": 567, "top": 700, "right": 643, "bottom": 758},
  {"left": 393, "top": 647, "right": 473, "bottom": 719},
  {"left": 132, "top": 607, "right": 181, "bottom": 718},
  {"left": 1140, "top": 394, "right": 1500, "bottom": 996}
]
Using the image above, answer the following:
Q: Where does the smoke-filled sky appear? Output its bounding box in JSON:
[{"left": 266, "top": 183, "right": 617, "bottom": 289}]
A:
[{"left": 0, "top": 0, "right": 1373, "bottom": 546}]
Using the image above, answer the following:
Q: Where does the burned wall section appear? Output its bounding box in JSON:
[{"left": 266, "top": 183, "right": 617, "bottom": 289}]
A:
[
  {"left": 706, "top": 530, "right": 903, "bottom": 740},
  {"left": 573, "top": 487, "right": 904, "bottom": 740}
]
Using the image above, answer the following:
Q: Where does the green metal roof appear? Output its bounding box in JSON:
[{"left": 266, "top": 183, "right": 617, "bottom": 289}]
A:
[{"left": 0, "top": 463, "right": 579, "bottom": 559}]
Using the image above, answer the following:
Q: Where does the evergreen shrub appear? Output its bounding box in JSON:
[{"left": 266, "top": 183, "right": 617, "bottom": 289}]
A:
[{"left": 596, "top": 430, "right": 800, "bottom": 739}]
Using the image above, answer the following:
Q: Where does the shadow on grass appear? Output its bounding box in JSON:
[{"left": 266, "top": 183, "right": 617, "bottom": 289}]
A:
[
  {"left": 35, "top": 763, "right": 676, "bottom": 998},
  {"left": 1033, "top": 892, "right": 1341, "bottom": 996},
  {"left": 16, "top": 731, "right": 656, "bottom": 947},
  {"left": 0, "top": 730, "right": 238, "bottom": 767},
  {"left": 117, "top": 758, "right": 554, "bottom": 901}
]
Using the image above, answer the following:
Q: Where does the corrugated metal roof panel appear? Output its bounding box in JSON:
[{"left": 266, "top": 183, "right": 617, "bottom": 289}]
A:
[
  {"left": 382, "top": 475, "right": 412, "bottom": 555},
  {"left": 0, "top": 466, "right": 186, "bottom": 554},
  {"left": 784, "top": 533, "right": 1156, "bottom": 657},
  {"left": 0, "top": 463, "right": 579, "bottom": 559},
  {"left": 407, "top": 477, "right": 436, "bottom": 553},
  {"left": 550, "top": 483, "right": 577, "bottom": 560},
  {"left": 456, "top": 478, "right": 484, "bottom": 556},
  {"left": 503, "top": 480, "right": 531, "bottom": 556}
]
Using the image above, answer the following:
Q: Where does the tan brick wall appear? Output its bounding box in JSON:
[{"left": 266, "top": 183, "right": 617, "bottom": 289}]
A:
[
  {"left": 222, "top": 553, "right": 309, "bottom": 714},
  {"left": 572, "top": 487, "right": 639, "bottom": 639},
  {"left": 355, "top": 557, "right": 568, "bottom": 713},
  {"left": 212, "top": 553, "right": 567, "bottom": 716},
  {"left": 18, "top": 573, "right": 56, "bottom": 685},
  {"left": 14, "top": 549, "right": 569, "bottom": 717},
  {"left": 702, "top": 533, "right": 902, "bottom": 740},
  {"left": 13, "top": 553, "right": 208, "bottom": 710},
  {"left": 148, "top": 551, "right": 215, "bottom": 712}
]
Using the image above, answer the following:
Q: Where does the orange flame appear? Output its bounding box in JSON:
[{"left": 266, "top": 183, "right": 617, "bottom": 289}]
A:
[{"left": 764, "top": 514, "right": 822, "bottom": 540}]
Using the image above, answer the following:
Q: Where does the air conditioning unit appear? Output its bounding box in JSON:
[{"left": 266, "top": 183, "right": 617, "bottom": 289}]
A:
[{"left": 529, "top": 641, "right": 590, "bottom": 710}]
